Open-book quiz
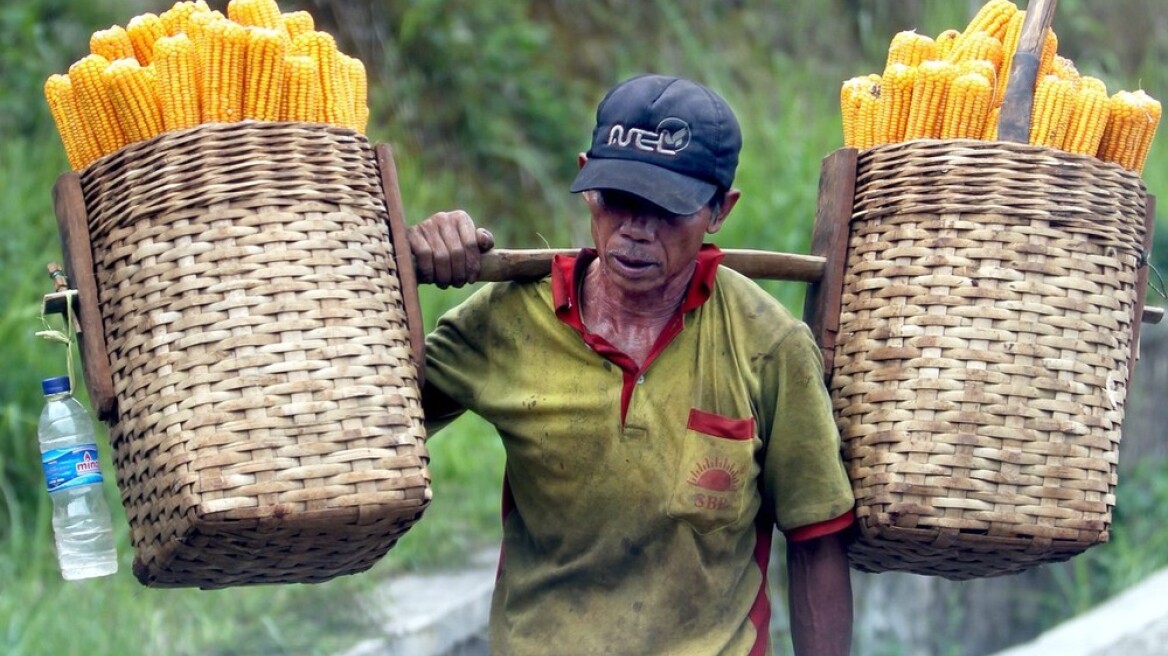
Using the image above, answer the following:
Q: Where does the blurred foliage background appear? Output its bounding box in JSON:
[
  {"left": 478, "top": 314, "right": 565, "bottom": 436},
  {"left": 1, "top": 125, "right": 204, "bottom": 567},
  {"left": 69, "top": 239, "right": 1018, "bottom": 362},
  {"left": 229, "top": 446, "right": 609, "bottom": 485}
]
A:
[{"left": 0, "top": 0, "right": 1165, "bottom": 654}]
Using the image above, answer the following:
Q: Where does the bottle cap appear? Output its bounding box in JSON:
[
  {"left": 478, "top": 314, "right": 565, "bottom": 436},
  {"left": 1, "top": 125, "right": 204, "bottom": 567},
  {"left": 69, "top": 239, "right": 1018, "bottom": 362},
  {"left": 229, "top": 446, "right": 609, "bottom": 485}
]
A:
[{"left": 42, "top": 376, "right": 72, "bottom": 396}]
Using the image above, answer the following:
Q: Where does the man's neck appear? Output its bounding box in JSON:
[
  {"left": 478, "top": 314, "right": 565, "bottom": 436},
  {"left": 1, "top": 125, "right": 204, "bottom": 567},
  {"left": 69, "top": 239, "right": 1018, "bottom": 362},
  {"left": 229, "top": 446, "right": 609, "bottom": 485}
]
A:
[{"left": 579, "top": 259, "right": 695, "bottom": 366}]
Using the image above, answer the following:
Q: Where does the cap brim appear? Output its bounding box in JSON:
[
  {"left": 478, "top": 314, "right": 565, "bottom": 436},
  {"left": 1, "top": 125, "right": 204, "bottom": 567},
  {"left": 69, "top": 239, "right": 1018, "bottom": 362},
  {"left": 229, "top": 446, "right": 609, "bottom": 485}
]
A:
[{"left": 569, "top": 158, "right": 716, "bottom": 215}]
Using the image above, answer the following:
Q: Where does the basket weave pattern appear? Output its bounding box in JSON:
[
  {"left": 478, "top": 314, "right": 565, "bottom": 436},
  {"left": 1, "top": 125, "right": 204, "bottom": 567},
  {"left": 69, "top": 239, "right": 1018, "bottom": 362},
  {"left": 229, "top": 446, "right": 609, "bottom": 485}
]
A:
[
  {"left": 833, "top": 140, "right": 1148, "bottom": 579},
  {"left": 80, "top": 122, "right": 429, "bottom": 587}
]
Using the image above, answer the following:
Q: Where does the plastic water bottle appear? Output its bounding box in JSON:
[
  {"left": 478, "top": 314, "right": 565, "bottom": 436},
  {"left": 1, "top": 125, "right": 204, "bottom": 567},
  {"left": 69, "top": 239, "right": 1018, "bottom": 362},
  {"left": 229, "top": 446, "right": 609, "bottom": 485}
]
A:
[{"left": 37, "top": 375, "right": 118, "bottom": 580}]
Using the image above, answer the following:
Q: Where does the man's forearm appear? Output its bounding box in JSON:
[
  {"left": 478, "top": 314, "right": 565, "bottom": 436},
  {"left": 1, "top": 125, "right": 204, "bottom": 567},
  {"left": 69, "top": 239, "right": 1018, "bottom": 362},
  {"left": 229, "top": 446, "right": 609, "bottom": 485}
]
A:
[{"left": 787, "top": 530, "right": 854, "bottom": 656}]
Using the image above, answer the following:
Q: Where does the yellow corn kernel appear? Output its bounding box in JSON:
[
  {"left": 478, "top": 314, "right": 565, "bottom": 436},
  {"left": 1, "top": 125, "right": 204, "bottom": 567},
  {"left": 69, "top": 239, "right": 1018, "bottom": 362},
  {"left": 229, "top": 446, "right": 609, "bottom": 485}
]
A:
[
  {"left": 1063, "top": 78, "right": 1110, "bottom": 156},
  {"left": 886, "top": 31, "right": 936, "bottom": 70},
  {"left": 840, "top": 77, "right": 864, "bottom": 148},
  {"left": 905, "top": 60, "right": 958, "bottom": 140},
  {"left": 1037, "top": 29, "right": 1058, "bottom": 80},
  {"left": 1102, "top": 90, "right": 1162, "bottom": 173},
  {"left": 1029, "top": 74, "right": 1074, "bottom": 148},
  {"left": 44, "top": 74, "right": 103, "bottom": 170},
  {"left": 947, "top": 31, "right": 1004, "bottom": 73},
  {"left": 994, "top": 9, "right": 1026, "bottom": 106},
  {"left": 957, "top": 59, "right": 997, "bottom": 94},
  {"left": 160, "top": 1, "right": 211, "bottom": 36},
  {"left": 244, "top": 28, "right": 289, "bottom": 122},
  {"left": 102, "top": 58, "right": 164, "bottom": 144},
  {"left": 281, "top": 11, "right": 315, "bottom": 41},
  {"left": 154, "top": 34, "right": 201, "bottom": 131},
  {"left": 855, "top": 79, "right": 880, "bottom": 150},
  {"left": 126, "top": 13, "right": 167, "bottom": 65},
  {"left": 200, "top": 17, "right": 248, "bottom": 123},
  {"left": 934, "top": 29, "right": 961, "bottom": 60},
  {"left": 292, "top": 31, "right": 351, "bottom": 127},
  {"left": 281, "top": 54, "right": 322, "bottom": 123},
  {"left": 68, "top": 54, "right": 126, "bottom": 157},
  {"left": 90, "top": 26, "right": 135, "bottom": 62},
  {"left": 962, "top": 0, "right": 1018, "bottom": 42},
  {"left": 186, "top": 7, "right": 223, "bottom": 45},
  {"left": 875, "top": 63, "right": 916, "bottom": 145},
  {"left": 984, "top": 105, "right": 1002, "bottom": 140},
  {"left": 341, "top": 54, "right": 370, "bottom": 133},
  {"left": 941, "top": 72, "right": 993, "bottom": 140},
  {"left": 227, "top": 0, "right": 283, "bottom": 30},
  {"left": 1130, "top": 90, "right": 1162, "bottom": 174},
  {"left": 1050, "top": 55, "right": 1079, "bottom": 85}
]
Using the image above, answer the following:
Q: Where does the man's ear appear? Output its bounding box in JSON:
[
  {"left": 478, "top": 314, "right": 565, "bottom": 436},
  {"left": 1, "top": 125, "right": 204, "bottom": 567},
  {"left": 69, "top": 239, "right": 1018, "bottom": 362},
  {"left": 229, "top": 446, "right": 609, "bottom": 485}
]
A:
[
  {"left": 706, "top": 188, "right": 741, "bottom": 235},
  {"left": 577, "top": 152, "right": 588, "bottom": 170}
]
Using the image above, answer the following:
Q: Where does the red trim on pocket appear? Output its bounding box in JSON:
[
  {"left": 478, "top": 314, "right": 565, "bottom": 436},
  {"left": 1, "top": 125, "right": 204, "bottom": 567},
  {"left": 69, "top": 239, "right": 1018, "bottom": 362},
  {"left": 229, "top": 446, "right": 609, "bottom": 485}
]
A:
[
  {"left": 686, "top": 408, "right": 755, "bottom": 440},
  {"left": 784, "top": 510, "right": 855, "bottom": 543}
]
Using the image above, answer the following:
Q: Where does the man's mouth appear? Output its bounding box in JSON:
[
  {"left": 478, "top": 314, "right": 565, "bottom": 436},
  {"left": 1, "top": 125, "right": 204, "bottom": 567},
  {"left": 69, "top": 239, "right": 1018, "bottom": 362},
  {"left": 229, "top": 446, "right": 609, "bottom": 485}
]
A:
[{"left": 611, "top": 252, "right": 657, "bottom": 273}]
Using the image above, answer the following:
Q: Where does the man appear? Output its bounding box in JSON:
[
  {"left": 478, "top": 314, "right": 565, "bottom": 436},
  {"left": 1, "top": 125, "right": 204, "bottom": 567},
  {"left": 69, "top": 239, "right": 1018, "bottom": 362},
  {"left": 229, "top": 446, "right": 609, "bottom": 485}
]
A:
[{"left": 407, "top": 74, "right": 855, "bottom": 656}]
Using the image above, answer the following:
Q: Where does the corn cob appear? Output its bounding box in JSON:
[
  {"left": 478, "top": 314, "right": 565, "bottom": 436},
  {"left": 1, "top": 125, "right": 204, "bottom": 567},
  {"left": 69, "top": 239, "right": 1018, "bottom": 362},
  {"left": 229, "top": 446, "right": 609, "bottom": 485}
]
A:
[
  {"left": 282, "top": 11, "right": 315, "bottom": 41},
  {"left": 282, "top": 54, "right": 322, "bottom": 123},
  {"left": 875, "top": 63, "right": 915, "bottom": 145},
  {"left": 1050, "top": 56, "right": 1079, "bottom": 85},
  {"left": 160, "top": 1, "right": 211, "bottom": 36},
  {"left": 1100, "top": 90, "right": 1162, "bottom": 173},
  {"left": 228, "top": 0, "right": 283, "bottom": 30},
  {"left": 1037, "top": 29, "right": 1058, "bottom": 80},
  {"left": 154, "top": 34, "right": 201, "bottom": 131},
  {"left": 126, "top": 13, "right": 167, "bottom": 65},
  {"left": 855, "top": 79, "right": 880, "bottom": 150},
  {"left": 1063, "top": 77, "right": 1110, "bottom": 156},
  {"left": 200, "top": 17, "right": 248, "bottom": 123},
  {"left": 841, "top": 75, "right": 880, "bottom": 149},
  {"left": 904, "top": 60, "right": 958, "bottom": 140},
  {"left": 1029, "top": 74, "right": 1075, "bottom": 148},
  {"left": 934, "top": 29, "right": 961, "bottom": 60},
  {"left": 1129, "top": 90, "right": 1161, "bottom": 174},
  {"left": 44, "top": 74, "right": 103, "bottom": 170},
  {"left": 886, "top": 31, "right": 935, "bottom": 70},
  {"left": 961, "top": 0, "right": 1018, "bottom": 42},
  {"left": 90, "top": 26, "right": 135, "bottom": 62},
  {"left": 103, "top": 58, "right": 164, "bottom": 144},
  {"left": 994, "top": 9, "right": 1025, "bottom": 106},
  {"left": 292, "top": 31, "right": 352, "bottom": 127},
  {"left": 341, "top": 54, "right": 370, "bottom": 133},
  {"left": 244, "top": 28, "right": 289, "bottom": 122},
  {"left": 940, "top": 72, "right": 993, "bottom": 140},
  {"left": 947, "top": 31, "right": 1004, "bottom": 74},
  {"left": 68, "top": 54, "right": 126, "bottom": 157}
]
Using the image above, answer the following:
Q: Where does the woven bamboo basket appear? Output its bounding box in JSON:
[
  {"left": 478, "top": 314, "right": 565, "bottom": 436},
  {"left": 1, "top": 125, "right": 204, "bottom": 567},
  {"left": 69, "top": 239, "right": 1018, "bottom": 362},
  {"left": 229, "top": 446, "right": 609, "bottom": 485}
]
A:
[
  {"left": 831, "top": 138, "right": 1148, "bottom": 579},
  {"left": 73, "top": 121, "right": 429, "bottom": 588}
]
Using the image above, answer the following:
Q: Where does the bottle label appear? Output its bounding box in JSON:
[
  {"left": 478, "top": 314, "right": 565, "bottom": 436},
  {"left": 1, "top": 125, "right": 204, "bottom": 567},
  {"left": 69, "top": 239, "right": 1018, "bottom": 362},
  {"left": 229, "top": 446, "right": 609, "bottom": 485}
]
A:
[{"left": 41, "top": 445, "right": 105, "bottom": 493}]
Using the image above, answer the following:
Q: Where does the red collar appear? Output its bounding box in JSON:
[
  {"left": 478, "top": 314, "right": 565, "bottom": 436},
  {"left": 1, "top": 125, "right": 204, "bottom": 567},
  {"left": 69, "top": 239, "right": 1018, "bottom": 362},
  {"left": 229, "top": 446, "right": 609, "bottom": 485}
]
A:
[{"left": 552, "top": 244, "right": 725, "bottom": 329}]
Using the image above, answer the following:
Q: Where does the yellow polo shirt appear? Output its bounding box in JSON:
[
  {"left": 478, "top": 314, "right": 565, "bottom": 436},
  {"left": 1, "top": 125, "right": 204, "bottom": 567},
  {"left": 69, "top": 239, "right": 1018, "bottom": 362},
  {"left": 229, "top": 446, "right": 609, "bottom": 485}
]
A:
[{"left": 424, "top": 245, "right": 854, "bottom": 656}]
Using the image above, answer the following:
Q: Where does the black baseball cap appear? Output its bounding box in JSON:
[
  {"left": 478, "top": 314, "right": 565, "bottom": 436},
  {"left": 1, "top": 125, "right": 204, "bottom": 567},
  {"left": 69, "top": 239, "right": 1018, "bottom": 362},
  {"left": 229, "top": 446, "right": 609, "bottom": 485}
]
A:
[{"left": 569, "top": 74, "right": 742, "bottom": 215}]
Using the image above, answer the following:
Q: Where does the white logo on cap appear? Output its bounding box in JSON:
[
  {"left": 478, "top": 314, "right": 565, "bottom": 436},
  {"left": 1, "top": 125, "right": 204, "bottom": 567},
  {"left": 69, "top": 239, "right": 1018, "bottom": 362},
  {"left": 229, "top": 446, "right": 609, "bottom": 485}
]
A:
[{"left": 607, "top": 118, "right": 691, "bottom": 156}]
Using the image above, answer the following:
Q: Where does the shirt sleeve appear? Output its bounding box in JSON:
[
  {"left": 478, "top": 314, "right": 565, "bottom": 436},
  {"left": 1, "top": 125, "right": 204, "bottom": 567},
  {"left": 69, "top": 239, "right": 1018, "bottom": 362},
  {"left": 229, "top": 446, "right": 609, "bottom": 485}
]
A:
[
  {"left": 758, "top": 322, "right": 855, "bottom": 537},
  {"left": 422, "top": 284, "right": 500, "bottom": 435}
]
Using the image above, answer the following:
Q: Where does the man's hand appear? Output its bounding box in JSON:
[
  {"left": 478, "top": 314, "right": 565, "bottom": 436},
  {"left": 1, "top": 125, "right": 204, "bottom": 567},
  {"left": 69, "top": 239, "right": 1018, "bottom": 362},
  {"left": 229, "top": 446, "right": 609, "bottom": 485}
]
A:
[{"left": 407, "top": 210, "right": 495, "bottom": 288}]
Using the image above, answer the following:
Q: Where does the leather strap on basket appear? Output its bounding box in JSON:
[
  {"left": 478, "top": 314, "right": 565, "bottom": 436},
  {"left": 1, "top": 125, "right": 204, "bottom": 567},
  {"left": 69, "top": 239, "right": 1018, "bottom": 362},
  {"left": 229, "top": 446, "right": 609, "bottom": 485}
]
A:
[
  {"left": 52, "top": 172, "right": 118, "bottom": 423},
  {"left": 374, "top": 144, "right": 427, "bottom": 388}
]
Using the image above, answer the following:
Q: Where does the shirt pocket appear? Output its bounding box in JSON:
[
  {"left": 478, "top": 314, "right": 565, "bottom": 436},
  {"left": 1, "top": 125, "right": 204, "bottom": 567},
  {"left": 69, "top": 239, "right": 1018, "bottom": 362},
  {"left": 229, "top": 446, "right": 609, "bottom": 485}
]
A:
[{"left": 666, "top": 408, "right": 758, "bottom": 534}]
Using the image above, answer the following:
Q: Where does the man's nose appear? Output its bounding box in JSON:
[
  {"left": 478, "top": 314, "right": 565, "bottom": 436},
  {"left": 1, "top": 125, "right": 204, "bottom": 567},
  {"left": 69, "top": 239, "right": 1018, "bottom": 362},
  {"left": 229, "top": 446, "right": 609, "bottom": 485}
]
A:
[{"left": 619, "top": 212, "right": 661, "bottom": 238}]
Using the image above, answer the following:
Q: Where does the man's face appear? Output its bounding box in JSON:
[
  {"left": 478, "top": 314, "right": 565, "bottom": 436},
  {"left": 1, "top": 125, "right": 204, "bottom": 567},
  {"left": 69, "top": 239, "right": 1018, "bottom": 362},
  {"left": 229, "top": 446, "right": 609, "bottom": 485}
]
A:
[{"left": 585, "top": 189, "right": 722, "bottom": 296}]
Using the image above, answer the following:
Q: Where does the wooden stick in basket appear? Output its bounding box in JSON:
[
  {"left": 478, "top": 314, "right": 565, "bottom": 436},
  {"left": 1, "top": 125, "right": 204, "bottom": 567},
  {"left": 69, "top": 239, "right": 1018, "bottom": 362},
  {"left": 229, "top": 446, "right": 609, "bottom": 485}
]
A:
[{"left": 998, "top": 0, "right": 1058, "bottom": 142}]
